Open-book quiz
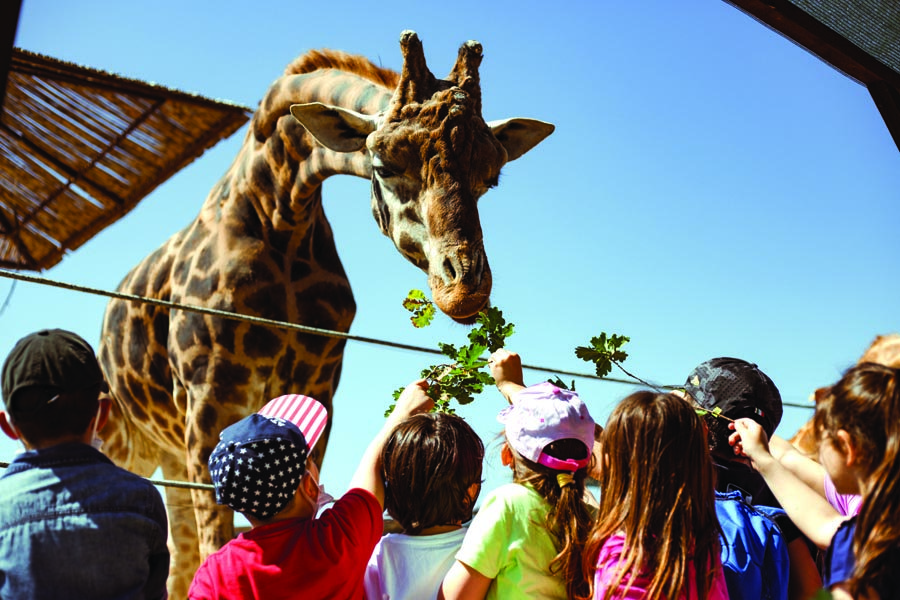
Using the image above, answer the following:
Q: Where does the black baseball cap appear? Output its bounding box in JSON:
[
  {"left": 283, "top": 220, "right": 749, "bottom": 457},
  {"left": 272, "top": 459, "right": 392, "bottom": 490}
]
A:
[
  {"left": 683, "top": 357, "right": 783, "bottom": 436},
  {"left": 1, "top": 329, "right": 108, "bottom": 411}
]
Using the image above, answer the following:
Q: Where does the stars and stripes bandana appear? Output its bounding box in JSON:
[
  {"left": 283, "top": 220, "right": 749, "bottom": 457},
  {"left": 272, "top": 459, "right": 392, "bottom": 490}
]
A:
[{"left": 208, "top": 395, "right": 328, "bottom": 520}]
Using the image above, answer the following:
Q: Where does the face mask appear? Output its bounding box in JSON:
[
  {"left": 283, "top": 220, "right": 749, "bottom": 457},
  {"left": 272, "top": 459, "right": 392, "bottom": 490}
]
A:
[{"left": 316, "top": 482, "right": 335, "bottom": 511}]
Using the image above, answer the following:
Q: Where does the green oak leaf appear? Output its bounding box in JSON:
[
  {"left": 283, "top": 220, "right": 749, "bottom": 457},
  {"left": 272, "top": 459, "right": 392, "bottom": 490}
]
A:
[{"left": 401, "top": 289, "right": 436, "bottom": 328}]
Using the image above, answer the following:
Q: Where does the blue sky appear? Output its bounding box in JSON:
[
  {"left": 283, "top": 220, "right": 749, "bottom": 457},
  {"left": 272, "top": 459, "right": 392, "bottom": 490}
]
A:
[{"left": 3, "top": 0, "right": 898, "bottom": 505}]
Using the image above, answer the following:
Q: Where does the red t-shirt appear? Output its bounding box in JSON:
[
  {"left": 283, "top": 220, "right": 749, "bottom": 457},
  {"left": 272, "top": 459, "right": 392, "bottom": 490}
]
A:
[{"left": 188, "top": 488, "right": 382, "bottom": 600}]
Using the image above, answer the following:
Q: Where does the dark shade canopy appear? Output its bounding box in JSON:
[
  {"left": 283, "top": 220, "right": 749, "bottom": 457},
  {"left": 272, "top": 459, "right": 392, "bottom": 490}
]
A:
[
  {"left": 0, "top": 48, "right": 250, "bottom": 271},
  {"left": 725, "top": 0, "right": 900, "bottom": 151}
]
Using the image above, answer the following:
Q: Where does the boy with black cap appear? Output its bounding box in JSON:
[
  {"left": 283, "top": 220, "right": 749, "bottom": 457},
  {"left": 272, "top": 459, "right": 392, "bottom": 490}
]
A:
[
  {"left": 188, "top": 379, "right": 434, "bottom": 600},
  {"left": 684, "top": 357, "right": 821, "bottom": 600},
  {"left": 0, "top": 328, "right": 169, "bottom": 600},
  {"left": 685, "top": 357, "right": 784, "bottom": 504}
]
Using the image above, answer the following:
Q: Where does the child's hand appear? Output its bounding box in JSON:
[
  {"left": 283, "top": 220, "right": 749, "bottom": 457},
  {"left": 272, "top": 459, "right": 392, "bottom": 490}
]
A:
[
  {"left": 488, "top": 348, "right": 525, "bottom": 402},
  {"left": 729, "top": 418, "right": 773, "bottom": 468},
  {"left": 391, "top": 379, "right": 434, "bottom": 420}
]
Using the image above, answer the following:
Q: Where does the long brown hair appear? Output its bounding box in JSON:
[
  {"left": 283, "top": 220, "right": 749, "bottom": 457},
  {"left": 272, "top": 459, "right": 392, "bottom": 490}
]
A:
[
  {"left": 508, "top": 437, "right": 593, "bottom": 599},
  {"left": 581, "top": 392, "right": 720, "bottom": 600},
  {"left": 814, "top": 362, "right": 900, "bottom": 597}
]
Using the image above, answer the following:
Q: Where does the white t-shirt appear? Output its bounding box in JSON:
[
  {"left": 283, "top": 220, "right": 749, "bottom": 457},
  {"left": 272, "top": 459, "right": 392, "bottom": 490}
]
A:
[{"left": 364, "top": 527, "right": 468, "bottom": 600}]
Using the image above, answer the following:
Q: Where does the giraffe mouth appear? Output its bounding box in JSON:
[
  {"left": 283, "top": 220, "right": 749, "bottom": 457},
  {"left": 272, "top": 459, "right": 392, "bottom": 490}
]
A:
[
  {"left": 450, "top": 312, "right": 481, "bottom": 326},
  {"left": 429, "top": 275, "right": 491, "bottom": 324}
]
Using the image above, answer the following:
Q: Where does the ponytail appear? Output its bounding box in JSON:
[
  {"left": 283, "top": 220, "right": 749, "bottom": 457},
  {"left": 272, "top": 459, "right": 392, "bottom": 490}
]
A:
[{"left": 509, "top": 438, "right": 592, "bottom": 600}]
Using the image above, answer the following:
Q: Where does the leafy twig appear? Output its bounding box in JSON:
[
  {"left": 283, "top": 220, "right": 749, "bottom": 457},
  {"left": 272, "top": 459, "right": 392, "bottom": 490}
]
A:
[
  {"left": 387, "top": 292, "right": 514, "bottom": 416},
  {"left": 694, "top": 406, "right": 735, "bottom": 422},
  {"left": 574, "top": 333, "right": 630, "bottom": 379},
  {"left": 401, "top": 289, "right": 436, "bottom": 328},
  {"left": 611, "top": 361, "right": 663, "bottom": 392}
]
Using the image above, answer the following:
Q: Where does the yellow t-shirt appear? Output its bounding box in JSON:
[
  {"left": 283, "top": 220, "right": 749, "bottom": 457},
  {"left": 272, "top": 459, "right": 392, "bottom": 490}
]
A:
[{"left": 455, "top": 483, "right": 566, "bottom": 600}]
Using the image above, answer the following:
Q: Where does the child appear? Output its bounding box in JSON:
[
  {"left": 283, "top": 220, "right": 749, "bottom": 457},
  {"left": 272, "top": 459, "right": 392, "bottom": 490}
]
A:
[
  {"left": 684, "top": 357, "right": 821, "bottom": 599},
  {"left": 364, "top": 412, "right": 484, "bottom": 599},
  {"left": 731, "top": 362, "right": 900, "bottom": 599},
  {"left": 188, "top": 380, "right": 433, "bottom": 599},
  {"left": 440, "top": 349, "right": 596, "bottom": 600},
  {"left": 584, "top": 391, "right": 729, "bottom": 600},
  {"left": 0, "top": 328, "right": 169, "bottom": 599}
]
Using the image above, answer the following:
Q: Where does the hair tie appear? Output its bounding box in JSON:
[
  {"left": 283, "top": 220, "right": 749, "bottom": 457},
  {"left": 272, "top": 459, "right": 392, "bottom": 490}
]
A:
[{"left": 556, "top": 472, "right": 575, "bottom": 488}]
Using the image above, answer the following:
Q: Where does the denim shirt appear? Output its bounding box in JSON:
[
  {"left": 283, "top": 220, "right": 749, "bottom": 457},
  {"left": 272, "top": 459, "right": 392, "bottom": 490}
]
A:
[{"left": 0, "top": 442, "right": 169, "bottom": 600}]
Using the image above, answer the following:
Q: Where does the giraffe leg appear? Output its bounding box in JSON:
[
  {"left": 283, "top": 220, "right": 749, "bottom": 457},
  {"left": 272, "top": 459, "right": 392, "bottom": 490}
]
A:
[
  {"left": 100, "top": 390, "right": 160, "bottom": 476},
  {"left": 160, "top": 452, "right": 201, "bottom": 599},
  {"left": 187, "top": 446, "right": 234, "bottom": 560},
  {"left": 191, "top": 486, "right": 235, "bottom": 559}
]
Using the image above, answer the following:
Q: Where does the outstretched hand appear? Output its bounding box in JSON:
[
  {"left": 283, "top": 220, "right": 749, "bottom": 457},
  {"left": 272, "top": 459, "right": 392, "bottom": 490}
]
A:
[
  {"left": 729, "top": 417, "right": 774, "bottom": 469},
  {"left": 392, "top": 379, "right": 435, "bottom": 421},
  {"left": 488, "top": 348, "right": 525, "bottom": 404}
]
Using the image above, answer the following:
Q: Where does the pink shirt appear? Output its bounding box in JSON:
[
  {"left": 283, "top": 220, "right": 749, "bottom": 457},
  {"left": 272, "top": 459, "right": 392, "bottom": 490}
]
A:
[
  {"left": 823, "top": 475, "right": 862, "bottom": 517},
  {"left": 594, "top": 533, "right": 729, "bottom": 599}
]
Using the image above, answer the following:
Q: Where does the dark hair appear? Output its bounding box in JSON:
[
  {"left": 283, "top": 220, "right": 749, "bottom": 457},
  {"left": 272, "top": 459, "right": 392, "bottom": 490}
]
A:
[
  {"left": 582, "top": 392, "right": 720, "bottom": 600},
  {"left": 701, "top": 404, "right": 768, "bottom": 460},
  {"left": 7, "top": 384, "right": 102, "bottom": 445},
  {"left": 814, "top": 362, "right": 900, "bottom": 598},
  {"left": 510, "top": 437, "right": 593, "bottom": 600},
  {"left": 702, "top": 411, "right": 733, "bottom": 458},
  {"left": 382, "top": 412, "right": 484, "bottom": 534}
]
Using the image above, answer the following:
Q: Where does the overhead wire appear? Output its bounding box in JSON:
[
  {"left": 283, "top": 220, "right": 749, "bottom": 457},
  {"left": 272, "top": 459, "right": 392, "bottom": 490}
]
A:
[{"left": 0, "top": 268, "right": 817, "bottom": 409}]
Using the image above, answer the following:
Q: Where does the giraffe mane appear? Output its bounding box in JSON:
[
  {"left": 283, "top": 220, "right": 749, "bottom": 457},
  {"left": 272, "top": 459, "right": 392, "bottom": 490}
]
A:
[{"left": 284, "top": 48, "right": 400, "bottom": 90}]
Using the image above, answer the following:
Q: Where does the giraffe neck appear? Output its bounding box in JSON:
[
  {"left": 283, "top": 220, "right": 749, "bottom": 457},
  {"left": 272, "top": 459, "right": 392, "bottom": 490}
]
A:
[{"left": 209, "top": 68, "right": 393, "bottom": 239}]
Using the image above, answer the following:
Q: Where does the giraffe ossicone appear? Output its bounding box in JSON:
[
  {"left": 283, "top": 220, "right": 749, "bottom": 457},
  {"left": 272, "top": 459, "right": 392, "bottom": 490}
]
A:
[{"left": 97, "top": 30, "right": 554, "bottom": 597}]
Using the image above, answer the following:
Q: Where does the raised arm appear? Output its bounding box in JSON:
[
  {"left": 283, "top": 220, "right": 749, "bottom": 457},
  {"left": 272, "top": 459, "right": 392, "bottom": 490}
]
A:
[
  {"left": 769, "top": 434, "right": 827, "bottom": 497},
  {"left": 730, "top": 418, "right": 846, "bottom": 549},
  {"left": 488, "top": 349, "right": 525, "bottom": 404},
  {"left": 349, "top": 380, "right": 434, "bottom": 506}
]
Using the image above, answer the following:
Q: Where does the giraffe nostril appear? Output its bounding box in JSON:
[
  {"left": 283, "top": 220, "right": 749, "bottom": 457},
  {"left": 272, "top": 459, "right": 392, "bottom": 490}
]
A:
[{"left": 443, "top": 258, "right": 457, "bottom": 283}]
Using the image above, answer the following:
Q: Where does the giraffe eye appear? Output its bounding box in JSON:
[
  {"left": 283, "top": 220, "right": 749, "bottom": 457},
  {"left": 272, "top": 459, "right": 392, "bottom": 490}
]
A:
[{"left": 374, "top": 165, "right": 397, "bottom": 179}]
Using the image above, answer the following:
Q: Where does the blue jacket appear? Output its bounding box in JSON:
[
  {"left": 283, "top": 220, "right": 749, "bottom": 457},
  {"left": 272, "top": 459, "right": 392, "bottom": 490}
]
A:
[
  {"left": 0, "top": 442, "right": 169, "bottom": 599},
  {"left": 715, "top": 490, "right": 789, "bottom": 600}
]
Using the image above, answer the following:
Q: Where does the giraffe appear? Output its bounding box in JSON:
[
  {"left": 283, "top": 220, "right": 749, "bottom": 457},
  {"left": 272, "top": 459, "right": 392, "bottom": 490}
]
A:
[
  {"left": 788, "top": 333, "right": 900, "bottom": 457},
  {"left": 95, "top": 31, "right": 553, "bottom": 597}
]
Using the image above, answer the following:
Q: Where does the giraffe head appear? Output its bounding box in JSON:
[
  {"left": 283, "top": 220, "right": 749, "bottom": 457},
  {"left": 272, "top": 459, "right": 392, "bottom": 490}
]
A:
[{"left": 290, "top": 31, "right": 554, "bottom": 323}]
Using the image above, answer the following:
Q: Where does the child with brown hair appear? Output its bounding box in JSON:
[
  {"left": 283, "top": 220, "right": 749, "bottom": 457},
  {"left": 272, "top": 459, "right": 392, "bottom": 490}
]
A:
[
  {"left": 440, "top": 349, "right": 596, "bottom": 600},
  {"left": 731, "top": 362, "right": 900, "bottom": 599},
  {"left": 364, "top": 412, "right": 484, "bottom": 599},
  {"left": 583, "top": 391, "right": 728, "bottom": 600}
]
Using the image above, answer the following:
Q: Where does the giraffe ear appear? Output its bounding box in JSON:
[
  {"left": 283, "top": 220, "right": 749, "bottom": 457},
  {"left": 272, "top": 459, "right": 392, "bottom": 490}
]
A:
[
  {"left": 487, "top": 118, "right": 555, "bottom": 162},
  {"left": 289, "top": 103, "right": 377, "bottom": 152}
]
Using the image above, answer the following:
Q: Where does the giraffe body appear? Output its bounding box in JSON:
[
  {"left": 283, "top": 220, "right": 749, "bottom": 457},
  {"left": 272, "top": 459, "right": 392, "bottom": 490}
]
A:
[{"left": 96, "top": 31, "right": 553, "bottom": 596}]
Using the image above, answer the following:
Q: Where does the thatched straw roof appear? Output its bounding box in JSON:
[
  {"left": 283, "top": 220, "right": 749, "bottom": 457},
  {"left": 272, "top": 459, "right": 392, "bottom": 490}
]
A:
[{"left": 0, "top": 48, "right": 250, "bottom": 271}]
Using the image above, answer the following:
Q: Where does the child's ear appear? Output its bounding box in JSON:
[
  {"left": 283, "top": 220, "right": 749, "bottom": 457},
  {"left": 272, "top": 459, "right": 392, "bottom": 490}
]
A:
[
  {"left": 835, "top": 429, "right": 858, "bottom": 467},
  {"left": 466, "top": 482, "right": 481, "bottom": 505},
  {"left": 300, "top": 470, "right": 318, "bottom": 499},
  {"left": 501, "top": 443, "right": 513, "bottom": 467},
  {"left": 0, "top": 411, "right": 20, "bottom": 441},
  {"left": 96, "top": 397, "right": 112, "bottom": 432}
]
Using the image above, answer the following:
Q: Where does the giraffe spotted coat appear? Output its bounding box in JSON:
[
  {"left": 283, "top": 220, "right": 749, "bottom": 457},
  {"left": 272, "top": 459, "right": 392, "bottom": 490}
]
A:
[{"left": 96, "top": 31, "right": 554, "bottom": 597}]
